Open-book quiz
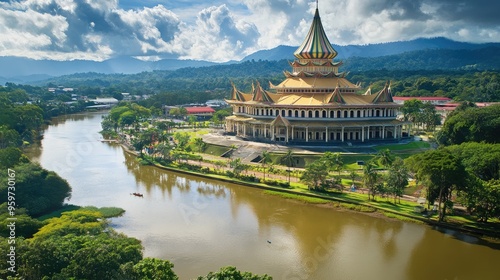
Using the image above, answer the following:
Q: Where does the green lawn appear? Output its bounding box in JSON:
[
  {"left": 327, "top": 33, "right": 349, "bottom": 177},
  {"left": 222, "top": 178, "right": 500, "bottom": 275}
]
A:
[
  {"left": 374, "top": 141, "right": 431, "bottom": 151},
  {"left": 203, "top": 143, "right": 232, "bottom": 156}
]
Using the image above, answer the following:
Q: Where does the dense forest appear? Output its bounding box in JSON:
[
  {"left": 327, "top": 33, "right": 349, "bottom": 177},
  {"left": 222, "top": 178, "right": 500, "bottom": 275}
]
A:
[{"left": 25, "top": 65, "right": 500, "bottom": 107}]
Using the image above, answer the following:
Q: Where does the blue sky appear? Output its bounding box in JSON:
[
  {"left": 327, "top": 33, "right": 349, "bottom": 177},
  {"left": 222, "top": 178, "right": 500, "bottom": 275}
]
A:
[{"left": 0, "top": 0, "right": 499, "bottom": 62}]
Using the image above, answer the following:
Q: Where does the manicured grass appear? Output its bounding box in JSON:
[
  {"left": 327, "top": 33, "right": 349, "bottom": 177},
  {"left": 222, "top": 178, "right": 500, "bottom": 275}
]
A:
[
  {"left": 203, "top": 143, "right": 232, "bottom": 156},
  {"left": 374, "top": 141, "right": 430, "bottom": 151}
]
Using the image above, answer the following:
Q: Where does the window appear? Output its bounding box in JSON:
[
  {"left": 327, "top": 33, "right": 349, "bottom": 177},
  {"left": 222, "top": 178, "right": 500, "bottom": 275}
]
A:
[{"left": 308, "top": 111, "right": 313, "bottom": 118}]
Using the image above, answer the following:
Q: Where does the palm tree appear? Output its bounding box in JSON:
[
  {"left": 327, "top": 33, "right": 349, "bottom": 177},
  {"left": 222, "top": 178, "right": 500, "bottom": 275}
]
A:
[
  {"left": 260, "top": 151, "right": 272, "bottom": 181},
  {"left": 281, "top": 149, "right": 297, "bottom": 184},
  {"left": 363, "top": 161, "right": 379, "bottom": 201},
  {"left": 322, "top": 152, "right": 344, "bottom": 176},
  {"left": 349, "top": 171, "right": 358, "bottom": 187},
  {"left": 193, "top": 137, "right": 206, "bottom": 153},
  {"left": 376, "top": 149, "right": 394, "bottom": 168}
]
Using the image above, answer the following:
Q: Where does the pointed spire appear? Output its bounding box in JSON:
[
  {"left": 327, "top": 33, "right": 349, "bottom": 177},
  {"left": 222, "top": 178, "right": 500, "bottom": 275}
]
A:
[
  {"left": 372, "top": 81, "right": 394, "bottom": 103},
  {"left": 294, "top": 6, "right": 338, "bottom": 60},
  {"left": 230, "top": 82, "right": 246, "bottom": 101},
  {"left": 327, "top": 87, "right": 345, "bottom": 104}
]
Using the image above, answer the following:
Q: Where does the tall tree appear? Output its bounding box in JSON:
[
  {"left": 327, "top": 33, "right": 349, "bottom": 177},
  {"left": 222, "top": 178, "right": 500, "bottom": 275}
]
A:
[
  {"left": 363, "top": 161, "right": 379, "bottom": 201},
  {"left": 321, "top": 152, "right": 344, "bottom": 176},
  {"left": 281, "top": 149, "right": 297, "bottom": 184},
  {"left": 260, "top": 151, "right": 272, "bottom": 181},
  {"left": 375, "top": 149, "right": 394, "bottom": 168},
  {"left": 301, "top": 160, "right": 329, "bottom": 190},
  {"left": 406, "top": 149, "right": 467, "bottom": 221},
  {"left": 386, "top": 157, "right": 409, "bottom": 203}
]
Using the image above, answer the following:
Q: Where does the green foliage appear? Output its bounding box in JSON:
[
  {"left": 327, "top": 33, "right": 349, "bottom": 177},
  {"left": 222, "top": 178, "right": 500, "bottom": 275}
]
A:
[
  {"left": 446, "top": 142, "right": 500, "bottom": 181},
  {"left": 301, "top": 160, "right": 329, "bottom": 190},
  {"left": 0, "top": 208, "right": 144, "bottom": 280},
  {"left": 0, "top": 147, "right": 25, "bottom": 169},
  {"left": 197, "top": 266, "right": 272, "bottom": 280},
  {"left": 386, "top": 158, "right": 409, "bottom": 203},
  {"left": 437, "top": 104, "right": 500, "bottom": 145},
  {"left": 363, "top": 161, "right": 380, "bottom": 201},
  {"left": 405, "top": 149, "right": 467, "bottom": 221},
  {"left": 0, "top": 203, "right": 43, "bottom": 238},
  {"left": 132, "top": 258, "right": 178, "bottom": 280},
  {"left": 375, "top": 149, "right": 394, "bottom": 168},
  {"left": 0, "top": 163, "right": 71, "bottom": 217}
]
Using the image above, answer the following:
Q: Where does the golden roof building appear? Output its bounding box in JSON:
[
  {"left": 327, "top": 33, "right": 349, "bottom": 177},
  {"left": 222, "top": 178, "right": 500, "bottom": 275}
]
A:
[{"left": 225, "top": 6, "right": 409, "bottom": 144}]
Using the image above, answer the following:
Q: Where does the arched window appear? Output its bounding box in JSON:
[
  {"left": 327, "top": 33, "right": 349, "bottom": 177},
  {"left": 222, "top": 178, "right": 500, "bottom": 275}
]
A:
[
  {"left": 322, "top": 111, "right": 327, "bottom": 118},
  {"left": 357, "top": 111, "right": 361, "bottom": 118},
  {"left": 301, "top": 111, "right": 305, "bottom": 118},
  {"left": 330, "top": 111, "right": 334, "bottom": 118},
  {"left": 288, "top": 110, "right": 292, "bottom": 117},
  {"left": 337, "top": 111, "right": 341, "bottom": 118},
  {"left": 350, "top": 111, "right": 354, "bottom": 118},
  {"left": 308, "top": 111, "right": 313, "bottom": 118},
  {"left": 315, "top": 111, "right": 319, "bottom": 118},
  {"left": 344, "top": 111, "right": 348, "bottom": 118},
  {"left": 276, "top": 110, "right": 279, "bottom": 116},
  {"left": 295, "top": 110, "right": 299, "bottom": 117}
]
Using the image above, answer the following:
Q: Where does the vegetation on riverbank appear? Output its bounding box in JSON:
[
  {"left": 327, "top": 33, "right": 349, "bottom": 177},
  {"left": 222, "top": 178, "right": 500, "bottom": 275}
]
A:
[
  {"left": 0, "top": 86, "right": 272, "bottom": 279},
  {"left": 102, "top": 102, "right": 500, "bottom": 239}
]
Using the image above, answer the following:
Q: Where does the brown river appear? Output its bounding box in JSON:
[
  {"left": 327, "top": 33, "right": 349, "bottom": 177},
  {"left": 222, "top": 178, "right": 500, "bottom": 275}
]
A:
[{"left": 28, "top": 112, "right": 500, "bottom": 280}]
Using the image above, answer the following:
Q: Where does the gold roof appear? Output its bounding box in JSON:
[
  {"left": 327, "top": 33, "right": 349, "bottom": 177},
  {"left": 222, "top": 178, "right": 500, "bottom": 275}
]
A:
[
  {"left": 274, "top": 77, "right": 358, "bottom": 89},
  {"left": 226, "top": 82, "right": 397, "bottom": 107}
]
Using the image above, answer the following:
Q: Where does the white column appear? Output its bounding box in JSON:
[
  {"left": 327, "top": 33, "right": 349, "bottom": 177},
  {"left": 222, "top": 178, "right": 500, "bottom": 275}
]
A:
[
  {"left": 325, "top": 127, "right": 328, "bottom": 142},
  {"left": 341, "top": 126, "right": 344, "bottom": 142},
  {"left": 306, "top": 127, "right": 309, "bottom": 142},
  {"left": 292, "top": 126, "right": 294, "bottom": 140},
  {"left": 367, "top": 126, "right": 370, "bottom": 140},
  {"left": 286, "top": 127, "right": 289, "bottom": 143},
  {"left": 382, "top": 126, "right": 385, "bottom": 139},
  {"left": 362, "top": 127, "right": 365, "bottom": 142}
]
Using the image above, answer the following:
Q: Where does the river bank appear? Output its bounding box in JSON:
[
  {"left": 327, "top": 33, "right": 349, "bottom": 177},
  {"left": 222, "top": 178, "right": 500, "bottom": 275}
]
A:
[{"left": 118, "top": 141, "right": 500, "bottom": 241}]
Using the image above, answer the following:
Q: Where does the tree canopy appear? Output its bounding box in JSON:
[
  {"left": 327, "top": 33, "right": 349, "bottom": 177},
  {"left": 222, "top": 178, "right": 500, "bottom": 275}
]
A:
[{"left": 437, "top": 105, "right": 500, "bottom": 145}]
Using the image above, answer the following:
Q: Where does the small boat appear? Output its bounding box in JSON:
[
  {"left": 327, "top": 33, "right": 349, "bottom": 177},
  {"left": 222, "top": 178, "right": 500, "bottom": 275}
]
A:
[{"left": 131, "top": 192, "right": 144, "bottom": 197}]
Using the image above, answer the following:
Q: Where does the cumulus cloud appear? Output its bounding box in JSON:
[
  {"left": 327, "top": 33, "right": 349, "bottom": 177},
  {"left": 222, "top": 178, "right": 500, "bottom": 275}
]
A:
[
  {"left": 0, "top": 0, "right": 181, "bottom": 60},
  {"left": 0, "top": 0, "right": 498, "bottom": 62},
  {"left": 171, "top": 4, "right": 259, "bottom": 62}
]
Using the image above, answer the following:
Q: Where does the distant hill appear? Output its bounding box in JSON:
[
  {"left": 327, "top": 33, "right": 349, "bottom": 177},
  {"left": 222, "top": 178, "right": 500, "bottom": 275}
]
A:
[
  {"left": 242, "top": 37, "right": 499, "bottom": 61},
  {"left": 1, "top": 37, "right": 499, "bottom": 84},
  {"left": 0, "top": 56, "right": 217, "bottom": 83}
]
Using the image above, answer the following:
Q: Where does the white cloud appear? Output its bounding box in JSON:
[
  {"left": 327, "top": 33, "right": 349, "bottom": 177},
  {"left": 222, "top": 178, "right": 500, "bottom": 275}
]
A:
[
  {"left": 0, "top": 0, "right": 499, "bottom": 62},
  {"left": 171, "top": 4, "right": 259, "bottom": 62}
]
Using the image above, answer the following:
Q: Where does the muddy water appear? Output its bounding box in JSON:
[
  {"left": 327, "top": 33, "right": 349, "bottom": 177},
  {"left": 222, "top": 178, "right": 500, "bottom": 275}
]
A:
[{"left": 29, "top": 112, "right": 500, "bottom": 280}]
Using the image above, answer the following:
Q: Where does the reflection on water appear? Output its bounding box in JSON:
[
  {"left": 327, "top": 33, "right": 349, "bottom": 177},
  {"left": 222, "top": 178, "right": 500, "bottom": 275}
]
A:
[{"left": 28, "top": 112, "right": 500, "bottom": 280}]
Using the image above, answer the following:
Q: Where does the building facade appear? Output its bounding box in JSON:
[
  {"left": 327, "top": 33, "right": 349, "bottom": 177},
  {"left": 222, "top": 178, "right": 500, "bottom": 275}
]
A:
[{"left": 225, "top": 7, "right": 409, "bottom": 144}]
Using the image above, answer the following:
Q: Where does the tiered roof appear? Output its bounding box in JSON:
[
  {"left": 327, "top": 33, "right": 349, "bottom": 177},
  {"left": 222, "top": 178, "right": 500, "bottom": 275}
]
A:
[
  {"left": 226, "top": 5, "right": 397, "bottom": 108},
  {"left": 293, "top": 8, "right": 338, "bottom": 60},
  {"left": 227, "top": 82, "right": 395, "bottom": 107}
]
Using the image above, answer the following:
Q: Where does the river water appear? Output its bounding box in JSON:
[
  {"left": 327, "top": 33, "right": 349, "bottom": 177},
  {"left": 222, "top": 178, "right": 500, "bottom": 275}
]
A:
[{"left": 28, "top": 112, "right": 500, "bottom": 280}]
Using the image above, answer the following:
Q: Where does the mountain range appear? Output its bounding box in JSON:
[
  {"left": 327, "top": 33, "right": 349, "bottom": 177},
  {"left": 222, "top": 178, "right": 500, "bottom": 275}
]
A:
[{"left": 1, "top": 37, "right": 499, "bottom": 84}]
